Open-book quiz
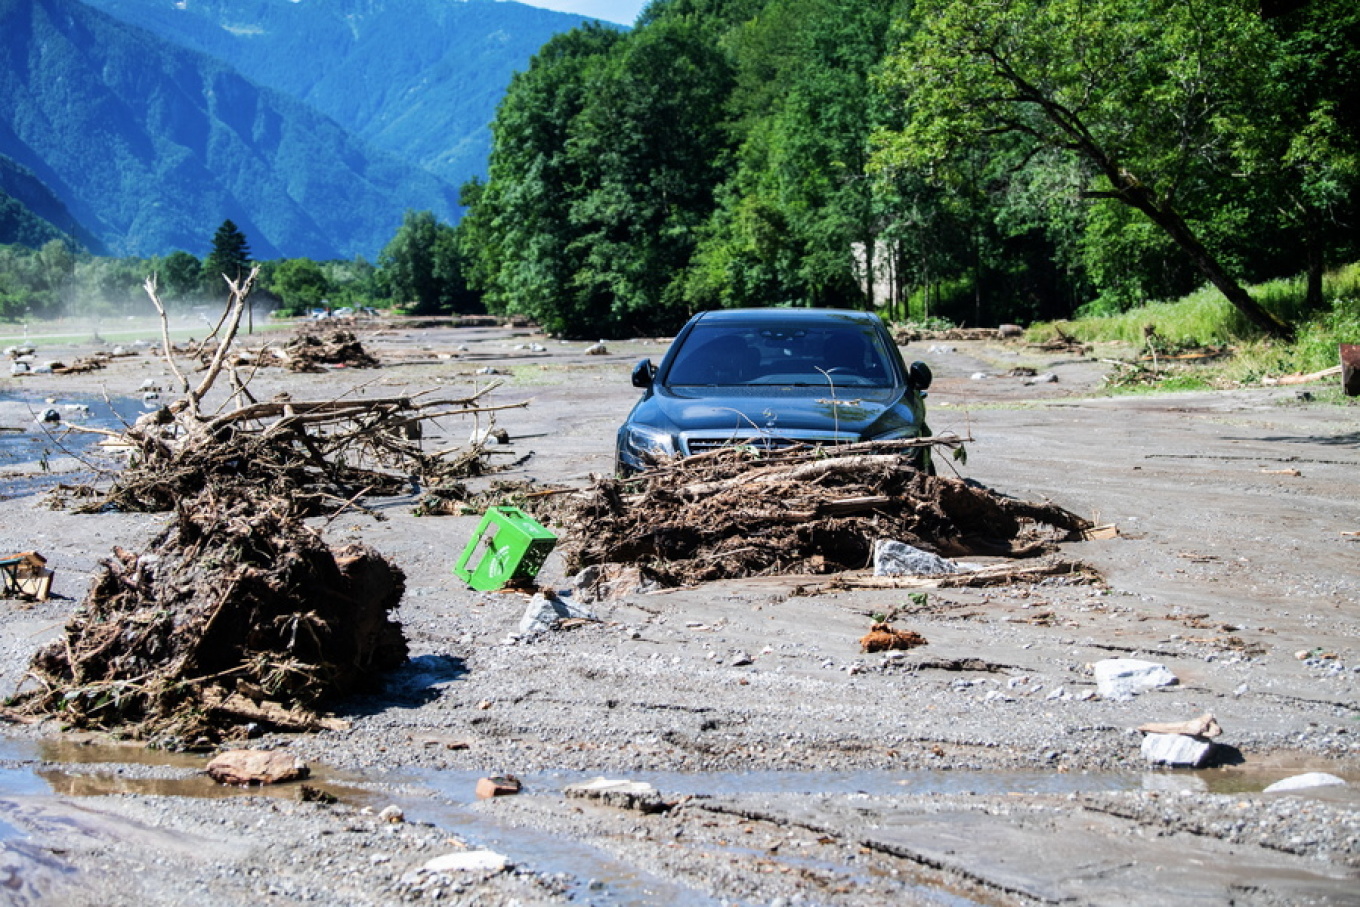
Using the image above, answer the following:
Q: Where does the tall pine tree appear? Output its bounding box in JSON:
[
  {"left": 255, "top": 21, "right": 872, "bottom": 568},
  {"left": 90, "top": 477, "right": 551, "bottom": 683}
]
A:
[{"left": 202, "top": 219, "right": 252, "bottom": 290}]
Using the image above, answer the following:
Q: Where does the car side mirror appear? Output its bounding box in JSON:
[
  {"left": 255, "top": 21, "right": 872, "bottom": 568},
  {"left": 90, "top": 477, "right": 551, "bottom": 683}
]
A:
[
  {"left": 909, "top": 360, "right": 932, "bottom": 391},
  {"left": 631, "top": 358, "right": 656, "bottom": 389}
]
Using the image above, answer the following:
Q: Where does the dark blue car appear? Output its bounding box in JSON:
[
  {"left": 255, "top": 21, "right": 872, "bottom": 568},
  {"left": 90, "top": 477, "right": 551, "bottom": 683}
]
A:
[{"left": 616, "top": 308, "right": 932, "bottom": 474}]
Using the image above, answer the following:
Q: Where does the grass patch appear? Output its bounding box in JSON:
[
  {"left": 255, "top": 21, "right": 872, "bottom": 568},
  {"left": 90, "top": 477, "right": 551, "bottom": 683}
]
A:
[{"left": 1032, "top": 262, "right": 1360, "bottom": 394}]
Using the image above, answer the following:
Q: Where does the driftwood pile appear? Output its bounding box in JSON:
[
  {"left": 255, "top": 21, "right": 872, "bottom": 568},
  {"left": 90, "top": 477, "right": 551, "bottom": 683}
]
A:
[
  {"left": 75, "top": 389, "right": 513, "bottom": 516},
  {"left": 553, "top": 442, "right": 1092, "bottom": 587},
  {"left": 65, "top": 274, "right": 524, "bottom": 516},
  {"left": 19, "top": 270, "right": 516, "bottom": 742},
  {"left": 14, "top": 491, "right": 407, "bottom": 744},
  {"left": 277, "top": 328, "right": 380, "bottom": 372}
]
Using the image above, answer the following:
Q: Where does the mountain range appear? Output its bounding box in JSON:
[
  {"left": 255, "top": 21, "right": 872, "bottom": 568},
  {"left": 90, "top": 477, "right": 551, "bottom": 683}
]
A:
[{"left": 0, "top": 0, "right": 608, "bottom": 259}]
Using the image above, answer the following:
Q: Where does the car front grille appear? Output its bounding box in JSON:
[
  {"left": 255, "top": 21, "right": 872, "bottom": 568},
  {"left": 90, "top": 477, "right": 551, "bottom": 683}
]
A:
[{"left": 680, "top": 430, "right": 855, "bottom": 456}]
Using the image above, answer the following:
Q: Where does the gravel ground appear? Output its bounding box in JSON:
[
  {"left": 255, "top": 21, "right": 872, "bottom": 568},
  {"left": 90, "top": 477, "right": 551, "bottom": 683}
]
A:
[{"left": 0, "top": 318, "right": 1356, "bottom": 905}]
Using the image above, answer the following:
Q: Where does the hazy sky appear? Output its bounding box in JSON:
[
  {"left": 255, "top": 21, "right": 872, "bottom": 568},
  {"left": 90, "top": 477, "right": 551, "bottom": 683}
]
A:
[{"left": 508, "top": 0, "right": 649, "bottom": 26}]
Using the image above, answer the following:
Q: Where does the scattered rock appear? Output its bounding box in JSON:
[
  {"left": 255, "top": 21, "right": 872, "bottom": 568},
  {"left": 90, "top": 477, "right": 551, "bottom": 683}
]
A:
[
  {"left": 378, "top": 805, "right": 404, "bottom": 823},
  {"left": 517, "top": 592, "right": 597, "bottom": 637},
  {"left": 1264, "top": 773, "right": 1348, "bottom": 793},
  {"left": 475, "top": 775, "right": 521, "bottom": 799},
  {"left": 584, "top": 342, "right": 608, "bottom": 356},
  {"left": 1094, "top": 658, "right": 1178, "bottom": 700},
  {"left": 1141, "top": 733, "right": 1215, "bottom": 768},
  {"left": 206, "top": 749, "right": 310, "bottom": 785},
  {"left": 572, "top": 563, "right": 661, "bottom": 602},
  {"left": 563, "top": 777, "right": 668, "bottom": 813}
]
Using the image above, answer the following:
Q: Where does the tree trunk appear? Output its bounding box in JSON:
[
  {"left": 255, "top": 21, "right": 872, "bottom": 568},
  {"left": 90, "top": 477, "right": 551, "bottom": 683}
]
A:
[
  {"left": 1304, "top": 211, "right": 1325, "bottom": 312},
  {"left": 1121, "top": 185, "right": 1295, "bottom": 341}
]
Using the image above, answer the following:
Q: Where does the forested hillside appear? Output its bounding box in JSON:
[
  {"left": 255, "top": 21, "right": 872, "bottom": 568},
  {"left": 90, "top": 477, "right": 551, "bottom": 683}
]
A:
[
  {"left": 0, "top": 0, "right": 459, "bottom": 259},
  {"left": 82, "top": 0, "right": 621, "bottom": 189},
  {"left": 463, "top": 0, "right": 1360, "bottom": 338},
  {"left": 0, "top": 155, "right": 98, "bottom": 251}
]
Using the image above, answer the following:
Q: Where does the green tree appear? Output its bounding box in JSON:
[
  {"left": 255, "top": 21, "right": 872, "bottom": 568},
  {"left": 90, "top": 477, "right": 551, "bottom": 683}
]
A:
[
  {"left": 271, "top": 259, "right": 332, "bottom": 312},
  {"left": 686, "top": 0, "right": 904, "bottom": 311},
  {"left": 874, "top": 0, "right": 1329, "bottom": 339},
  {"left": 202, "top": 219, "right": 253, "bottom": 291},
  {"left": 562, "top": 15, "right": 734, "bottom": 334},
  {"left": 379, "top": 210, "right": 476, "bottom": 314},
  {"left": 460, "top": 25, "right": 625, "bottom": 331},
  {"left": 159, "top": 250, "right": 204, "bottom": 301}
]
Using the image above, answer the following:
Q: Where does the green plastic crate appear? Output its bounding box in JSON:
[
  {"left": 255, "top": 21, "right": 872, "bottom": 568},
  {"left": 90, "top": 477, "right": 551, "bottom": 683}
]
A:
[{"left": 452, "top": 506, "right": 557, "bottom": 591}]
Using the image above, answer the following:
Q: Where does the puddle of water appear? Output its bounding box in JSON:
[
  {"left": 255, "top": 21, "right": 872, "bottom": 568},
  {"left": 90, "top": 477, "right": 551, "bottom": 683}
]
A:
[
  {"left": 3, "top": 736, "right": 1355, "bottom": 906},
  {"left": 413, "top": 767, "right": 1144, "bottom": 803},
  {"left": 0, "top": 392, "right": 146, "bottom": 473}
]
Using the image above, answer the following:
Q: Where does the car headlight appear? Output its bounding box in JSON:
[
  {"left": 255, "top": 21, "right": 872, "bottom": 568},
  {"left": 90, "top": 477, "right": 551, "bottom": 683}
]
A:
[{"left": 621, "top": 424, "right": 677, "bottom": 461}]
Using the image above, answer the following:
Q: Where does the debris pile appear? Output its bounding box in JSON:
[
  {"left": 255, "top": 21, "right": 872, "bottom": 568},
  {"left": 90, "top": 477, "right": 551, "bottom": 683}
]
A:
[
  {"left": 552, "top": 444, "right": 1092, "bottom": 586},
  {"left": 18, "top": 270, "right": 524, "bottom": 744},
  {"left": 73, "top": 392, "right": 513, "bottom": 516},
  {"left": 277, "top": 327, "right": 380, "bottom": 372},
  {"left": 15, "top": 491, "right": 408, "bottom": 744}
]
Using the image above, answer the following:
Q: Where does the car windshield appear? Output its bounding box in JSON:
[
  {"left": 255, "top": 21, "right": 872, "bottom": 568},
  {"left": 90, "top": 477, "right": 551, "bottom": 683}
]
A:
[{"left": 665, "top": 321, "right": 896, "bottom": 388}]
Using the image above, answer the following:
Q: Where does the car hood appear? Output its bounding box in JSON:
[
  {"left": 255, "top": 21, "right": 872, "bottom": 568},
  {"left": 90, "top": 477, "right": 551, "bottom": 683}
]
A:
[{"left": 656, "top": 385, "right": 909, "bottom": 436}]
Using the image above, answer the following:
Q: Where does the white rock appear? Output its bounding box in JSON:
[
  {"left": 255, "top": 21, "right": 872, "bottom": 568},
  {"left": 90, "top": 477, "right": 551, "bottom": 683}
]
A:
[
  {"left": 872, "top": 539, "right": 962, "bottom": 576},
  {"left": 584, "top": 342, "right": 608, "bottom": 355},
  {"left": 1094, "top": 658, "right": 1178, "bottom": 700},
  {"left": 1141, "top": 733, "right": 1215, "bottom": 768},
  {"left": 518, "top": 592, "right": 596, "bottom": 637},
  {"left": 1263, "top": 772, "right": 1348, "bottom": 793},
  {"left": 969, "top": 372, "right": 990, "bottom": 380},
  {"left": 423, "top": 850, "right": 509, "bottom": 874},
  {"left": 378, "top": 804, "right": 404, "bottom": 823}
]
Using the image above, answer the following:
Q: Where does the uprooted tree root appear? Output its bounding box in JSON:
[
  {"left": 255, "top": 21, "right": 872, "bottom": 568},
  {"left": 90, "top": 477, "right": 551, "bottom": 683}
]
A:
[
  {"left": 12, "top": 491, "right": 408, "bottom": 746},
  {"left": 552, "top": 444, "right": 1091, "bottom": 587}
]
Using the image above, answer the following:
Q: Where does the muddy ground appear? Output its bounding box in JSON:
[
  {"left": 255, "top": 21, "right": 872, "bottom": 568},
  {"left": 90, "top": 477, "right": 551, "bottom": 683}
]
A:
[{"left": 0, "top": 318, "right": 1357, "bottom": 906}]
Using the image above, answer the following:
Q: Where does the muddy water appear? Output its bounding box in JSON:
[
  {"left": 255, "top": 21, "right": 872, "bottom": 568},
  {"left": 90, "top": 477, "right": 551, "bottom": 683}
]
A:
[{"left": 0, "top": 738, "right": 1354, "bottom": 905}]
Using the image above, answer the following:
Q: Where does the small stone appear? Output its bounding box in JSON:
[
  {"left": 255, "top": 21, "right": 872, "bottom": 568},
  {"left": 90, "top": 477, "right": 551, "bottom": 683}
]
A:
[
  {"left": 475, "top": 776, "right": 521, "bottom": 799},
  {"left": 206, "top": 749, "right": 309, "bottom": 785},
  {"left": 1141, "top": 733, "right": 1214, "bottom": 768},
  {"left": 1264, "top": 773, "right": 1347, "bottom": 793},
  {"left": 1094, "top": 658, "right": 1178, "bottom": 700},
  {"left": 563, "top": 777, "right": 667, "bottom": 814},
  {"left": 378, "top": 805, "right": 404, "bottom": 823}
]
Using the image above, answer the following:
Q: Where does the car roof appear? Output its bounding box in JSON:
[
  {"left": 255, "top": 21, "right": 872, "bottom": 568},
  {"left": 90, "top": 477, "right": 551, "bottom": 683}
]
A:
[{"left": 688, "top": 307, "right": 882, "bottom": 326}]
